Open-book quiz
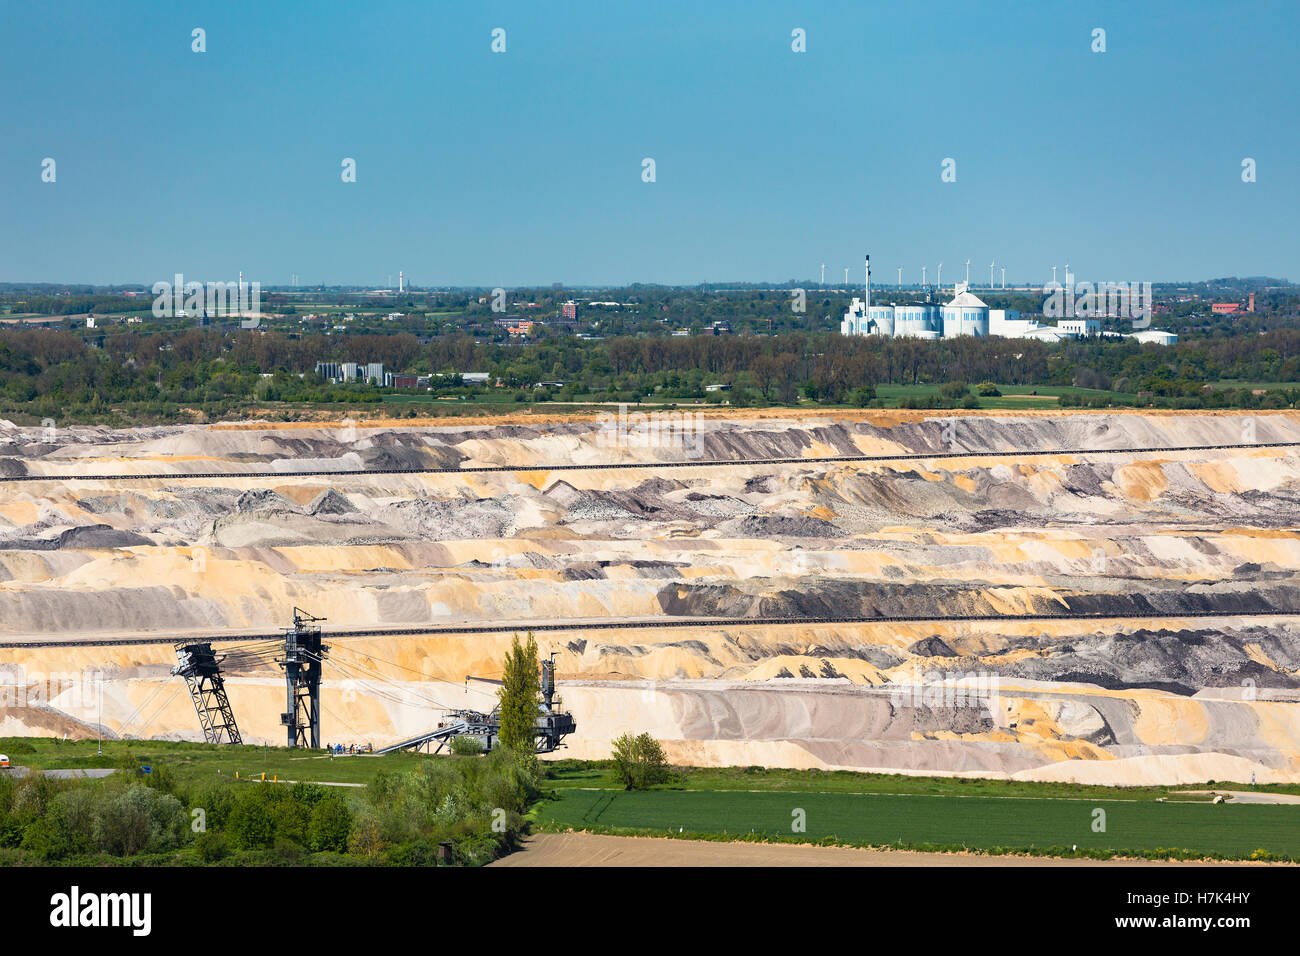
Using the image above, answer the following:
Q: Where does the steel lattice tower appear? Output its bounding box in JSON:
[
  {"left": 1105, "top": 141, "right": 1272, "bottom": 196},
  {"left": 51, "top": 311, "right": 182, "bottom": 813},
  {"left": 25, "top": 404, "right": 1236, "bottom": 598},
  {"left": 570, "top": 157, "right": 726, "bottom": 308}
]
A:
[
  {"left": 279, "top": 608, "right": 327, "bottom": 748},
  {"left": 172, "top": 642, "right": 243, "bottom": 745}
]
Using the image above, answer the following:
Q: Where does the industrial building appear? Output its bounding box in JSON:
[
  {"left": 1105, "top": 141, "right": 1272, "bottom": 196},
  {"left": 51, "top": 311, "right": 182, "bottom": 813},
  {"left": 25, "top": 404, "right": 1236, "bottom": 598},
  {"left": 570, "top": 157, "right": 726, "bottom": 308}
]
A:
[
  {"left": 839, "top": 255, "right": 1168, "bottom": 344},
  {"left": 840, "top": 280, "right": 992, "bottom": 340},
  {"left": 314, "top": 361, "right": 392, "bottom": 386}
]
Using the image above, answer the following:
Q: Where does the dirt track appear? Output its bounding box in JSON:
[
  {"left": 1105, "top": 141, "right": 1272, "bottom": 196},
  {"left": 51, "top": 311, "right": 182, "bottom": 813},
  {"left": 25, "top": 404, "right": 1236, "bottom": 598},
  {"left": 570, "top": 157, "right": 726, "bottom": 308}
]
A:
[{"left": 489, "top": 832, "right": 1263, "bottom": 867}]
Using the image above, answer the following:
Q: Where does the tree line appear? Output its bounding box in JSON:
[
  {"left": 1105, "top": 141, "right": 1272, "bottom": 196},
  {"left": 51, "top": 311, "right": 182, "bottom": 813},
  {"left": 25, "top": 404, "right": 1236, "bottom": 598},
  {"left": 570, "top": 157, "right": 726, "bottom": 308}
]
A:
[{"left": 2, "top": 324, "right": 1300, "bottom": 423}]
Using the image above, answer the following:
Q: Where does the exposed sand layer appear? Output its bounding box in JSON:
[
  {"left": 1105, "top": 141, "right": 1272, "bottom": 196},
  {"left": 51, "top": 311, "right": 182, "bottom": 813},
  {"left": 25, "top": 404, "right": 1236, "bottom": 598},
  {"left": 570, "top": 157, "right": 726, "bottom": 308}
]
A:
[
  {"left": 1, "top": 411, "right": 1298, "bottom": 786},
  {"left": 490, "top": 832, "right": 1268, "bottom": 867}
]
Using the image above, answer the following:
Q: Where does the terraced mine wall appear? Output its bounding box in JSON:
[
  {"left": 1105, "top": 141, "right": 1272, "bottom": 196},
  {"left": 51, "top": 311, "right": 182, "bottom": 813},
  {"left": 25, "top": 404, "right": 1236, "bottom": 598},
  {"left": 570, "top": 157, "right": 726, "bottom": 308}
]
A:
[{"left": 1, "top": 410, "right": 1299, "bottom": 785}]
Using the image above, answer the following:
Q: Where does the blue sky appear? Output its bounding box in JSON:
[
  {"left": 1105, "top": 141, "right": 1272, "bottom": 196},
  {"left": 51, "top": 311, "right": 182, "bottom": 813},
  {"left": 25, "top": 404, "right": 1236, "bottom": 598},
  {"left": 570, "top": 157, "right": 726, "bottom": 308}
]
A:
[{"left": 1, "top": 0, "right": 1296, "bottom": 287}]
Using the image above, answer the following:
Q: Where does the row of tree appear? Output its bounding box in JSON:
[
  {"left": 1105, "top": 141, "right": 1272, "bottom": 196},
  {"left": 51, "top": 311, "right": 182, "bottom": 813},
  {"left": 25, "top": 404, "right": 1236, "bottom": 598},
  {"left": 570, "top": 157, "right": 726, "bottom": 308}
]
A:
[{"left": 5, "top": 324, "right": 1300, "bottom": 423}]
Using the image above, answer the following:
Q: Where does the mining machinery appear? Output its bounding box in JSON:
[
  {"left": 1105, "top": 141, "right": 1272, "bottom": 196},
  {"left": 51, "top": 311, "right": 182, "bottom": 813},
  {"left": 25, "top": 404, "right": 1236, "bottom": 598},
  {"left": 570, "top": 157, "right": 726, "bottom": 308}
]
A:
[
  {"left": 171, "top": 641, "right": 242, "bottom": 745},
  {"left": 375, "top": 652, "right": 576, "bottom": 755},
  {"left": 171, "top": 609, "right": 574, "bottom": 755},
  {"left": 278, "top": 607, "right": 327, "bottom": 748}
]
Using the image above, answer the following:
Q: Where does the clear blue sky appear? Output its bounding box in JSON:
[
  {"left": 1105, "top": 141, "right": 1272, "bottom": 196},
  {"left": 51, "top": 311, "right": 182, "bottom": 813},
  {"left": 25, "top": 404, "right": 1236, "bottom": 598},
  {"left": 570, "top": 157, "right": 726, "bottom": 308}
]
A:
[{"left": 2, "top": 0, "right": 1296, "bottom": 287}]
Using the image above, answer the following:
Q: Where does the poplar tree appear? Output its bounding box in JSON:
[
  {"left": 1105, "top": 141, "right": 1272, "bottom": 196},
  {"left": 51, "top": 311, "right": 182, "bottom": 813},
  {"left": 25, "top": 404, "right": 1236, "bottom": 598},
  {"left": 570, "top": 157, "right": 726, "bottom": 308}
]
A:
[{"left": 497, "top": 632, "right": 541, "bottom": 753}]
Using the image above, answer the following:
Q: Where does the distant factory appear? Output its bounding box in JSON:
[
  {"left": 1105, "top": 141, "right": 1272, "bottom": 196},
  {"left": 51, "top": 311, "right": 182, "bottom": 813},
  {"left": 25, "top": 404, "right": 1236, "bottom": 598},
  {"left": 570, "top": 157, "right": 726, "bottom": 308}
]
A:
[
  {"left": 314, "top": 361, "right": 391, "bottom": 386},
  {"left": 840, "top": 255, "right": 1174, "bottom": 344}
]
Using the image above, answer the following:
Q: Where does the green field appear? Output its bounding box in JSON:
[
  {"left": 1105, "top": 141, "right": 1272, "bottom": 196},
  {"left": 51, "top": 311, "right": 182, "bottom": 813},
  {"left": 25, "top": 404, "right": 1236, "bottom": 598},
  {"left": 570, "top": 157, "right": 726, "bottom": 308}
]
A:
[
  {"left": 1207, "top": 380, "right": 1300, "bottom": 391},
  {"left": 542, "top": 762, "right": 1235, "bottom": 801},
  {"left": 873, "top": 383, "right": 1143, "bottom": 408},
  {"left": 0, "top": 737, "right": 431, "bottom": 787},
  {"left": 535, "top": 787, "right": 1298, "bottom": 860},
  {"left": 8, "top": 740, "right": 1295, "bottom": 861}
]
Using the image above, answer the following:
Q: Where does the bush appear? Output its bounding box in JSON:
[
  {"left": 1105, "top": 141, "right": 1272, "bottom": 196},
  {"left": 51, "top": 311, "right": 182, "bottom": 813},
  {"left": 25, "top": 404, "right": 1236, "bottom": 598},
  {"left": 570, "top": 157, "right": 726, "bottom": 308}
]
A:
[
  {"left": 851, "top": 386, "right": 876, "bottom": 407},
  {"left": 193, "top": 830, "right": 230, "bottom": 863},
  {"left": 384, "top": 838, "right": 443, "bottom": 866},
  {"left": 975, "top": 382, "right": 1001, "bottom": 397},
  {"left": 225, "top": 788, "right": 279, "bottom": 850},
  {"left": 308, "top": 796, "right": 354, "bottom": 853},
  {"left": 450, "top": 735, "right": 483, "bottom": 756},
  {"left": 611, "top": 733, "right": 675, "bottom": 790},
  {"left": 348, "top": 816, "right": 388, "bottom": 860},
  {"left": 187, "top": 782, "right": 236, "bottom": 831},
  {"left": 94, "top": 785, "right": 187, "bottom": 857}
]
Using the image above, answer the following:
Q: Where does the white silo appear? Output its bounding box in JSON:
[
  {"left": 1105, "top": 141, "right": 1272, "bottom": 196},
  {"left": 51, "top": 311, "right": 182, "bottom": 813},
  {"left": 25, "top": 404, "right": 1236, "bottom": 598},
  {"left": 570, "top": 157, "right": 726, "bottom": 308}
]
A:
[
  {"left": 894, "top": 304, "right": 942, "bottom": 338},
  {"left": 839, "top": 299, "right": 895, "bottom": 336},
  {"left": 941, "top": 284, "right": 989, "bottom": 337},
  {"left": 868, "top": 305, "right": 895, "bottom": 336}
]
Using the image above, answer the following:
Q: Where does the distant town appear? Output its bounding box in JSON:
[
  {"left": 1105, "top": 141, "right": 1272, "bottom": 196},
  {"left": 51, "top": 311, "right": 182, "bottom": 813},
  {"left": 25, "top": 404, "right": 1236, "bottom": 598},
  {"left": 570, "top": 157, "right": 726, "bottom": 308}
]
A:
[{"left": 0, "top": 274, "right": 1295, "bottom": 425}]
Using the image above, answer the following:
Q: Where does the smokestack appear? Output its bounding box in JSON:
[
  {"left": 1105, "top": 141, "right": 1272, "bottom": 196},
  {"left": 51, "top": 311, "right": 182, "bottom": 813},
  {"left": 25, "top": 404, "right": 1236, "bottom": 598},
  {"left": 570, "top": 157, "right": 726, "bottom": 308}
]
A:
[{"left": 865, "top": 254, "right": 871, "bottom": 312}]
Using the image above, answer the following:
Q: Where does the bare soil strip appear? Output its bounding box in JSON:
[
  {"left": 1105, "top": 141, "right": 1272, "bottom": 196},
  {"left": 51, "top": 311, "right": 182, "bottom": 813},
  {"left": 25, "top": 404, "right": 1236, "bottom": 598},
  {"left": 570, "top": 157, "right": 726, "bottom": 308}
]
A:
[{"left": 490, "top": 832, "right": 1271, "bottom": 867}]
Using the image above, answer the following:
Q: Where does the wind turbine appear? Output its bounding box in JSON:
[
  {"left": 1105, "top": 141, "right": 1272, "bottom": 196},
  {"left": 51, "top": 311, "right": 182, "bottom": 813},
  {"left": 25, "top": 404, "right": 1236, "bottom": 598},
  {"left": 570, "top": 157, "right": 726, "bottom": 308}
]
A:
[
  {"left": 937, "top": 262, "right": 943, "bottom": 291},
  {"left": 820, "top": 264, "right": 825, "bottom": 288},
  {"left": 897, "top": 267, "right": 903, "bottom": 289},
  {"left": 965, "top": 259, "right": 971, "bottom": 285},
  {"left": 844, "top": 267, "right": 849, "bottom": 289},
  {"left": 1001, "top": 266, "right": 1006, "bottom": 289},
  {"left": 922, "top": 266, "right": 927, "bottom": 288},
  {"left": 990, "top": 261, "right": 996, "bottom": 289}
]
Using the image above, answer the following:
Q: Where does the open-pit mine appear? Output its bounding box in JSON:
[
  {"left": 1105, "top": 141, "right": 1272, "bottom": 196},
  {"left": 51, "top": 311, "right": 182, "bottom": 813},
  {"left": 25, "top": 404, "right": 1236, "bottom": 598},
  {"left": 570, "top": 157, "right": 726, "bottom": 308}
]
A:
[{"left": 2, "top": 408, "right": 1299, "bottom": 786}]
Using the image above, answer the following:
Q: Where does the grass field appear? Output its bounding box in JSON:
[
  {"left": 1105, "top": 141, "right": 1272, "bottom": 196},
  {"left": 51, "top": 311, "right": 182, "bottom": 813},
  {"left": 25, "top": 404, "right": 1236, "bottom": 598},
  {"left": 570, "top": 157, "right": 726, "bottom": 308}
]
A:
[
  {"left": 535, "top": 787, "right": 1298, "bottom": 860},
  {"left": 8, "top": 740, "right": 1294, "bottom": 860},
  {"left": 541, "top": 762, "right": 1246, "bottom": 801},
  {"left": 1207, "top": 381, "right": 1300, "bottom": 391},
  {"left": 873, "top": 383, "right": 1144, "bottom": 408},
  {"left": 0, "top": 737, "right": 432, "bottom": 787}
]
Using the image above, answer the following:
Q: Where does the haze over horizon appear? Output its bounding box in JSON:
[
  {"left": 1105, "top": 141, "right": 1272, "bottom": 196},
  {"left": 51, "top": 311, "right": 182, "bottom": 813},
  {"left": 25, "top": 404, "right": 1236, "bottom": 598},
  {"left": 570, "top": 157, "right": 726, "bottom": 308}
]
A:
[{"left": 3, "top": 0, "right": 1297, "bottom": 287}]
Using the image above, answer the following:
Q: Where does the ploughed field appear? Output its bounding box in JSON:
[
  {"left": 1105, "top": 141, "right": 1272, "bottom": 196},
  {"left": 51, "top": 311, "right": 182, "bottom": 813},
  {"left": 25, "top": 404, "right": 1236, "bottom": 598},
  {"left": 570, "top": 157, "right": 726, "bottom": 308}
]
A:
[{"left": 1, "top": 409, "right": 1299, "bottom": 786}]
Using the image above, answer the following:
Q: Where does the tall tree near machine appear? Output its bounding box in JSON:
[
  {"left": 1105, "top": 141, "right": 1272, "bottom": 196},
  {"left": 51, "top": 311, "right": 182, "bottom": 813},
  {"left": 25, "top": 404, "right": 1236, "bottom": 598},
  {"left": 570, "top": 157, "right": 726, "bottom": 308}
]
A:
[{"left": 497, "top": 632, "right": 542, "bottom": 753}]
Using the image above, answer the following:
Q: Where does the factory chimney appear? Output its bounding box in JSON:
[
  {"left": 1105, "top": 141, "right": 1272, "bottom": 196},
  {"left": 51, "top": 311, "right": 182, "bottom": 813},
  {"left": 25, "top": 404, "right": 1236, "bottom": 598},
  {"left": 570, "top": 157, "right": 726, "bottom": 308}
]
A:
[{"left": 865, "top": 254, "right": 871, "bottom": 312}]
